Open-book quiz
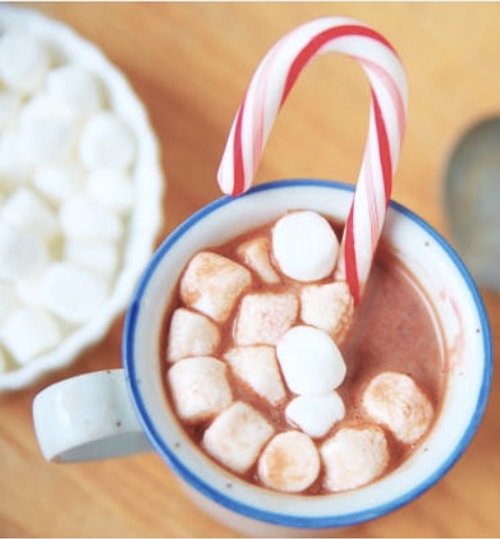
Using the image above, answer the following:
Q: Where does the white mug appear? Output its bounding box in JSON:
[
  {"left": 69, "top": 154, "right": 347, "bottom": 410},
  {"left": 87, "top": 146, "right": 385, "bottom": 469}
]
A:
[{"left": 33, "top": 179, "right": 492, "bottom": 536}]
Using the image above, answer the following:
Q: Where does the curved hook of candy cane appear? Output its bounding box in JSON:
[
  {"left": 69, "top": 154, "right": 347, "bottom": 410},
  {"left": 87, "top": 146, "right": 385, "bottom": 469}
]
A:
[{"left": 217, "top": 16, "right": 408, "bottom": 304}]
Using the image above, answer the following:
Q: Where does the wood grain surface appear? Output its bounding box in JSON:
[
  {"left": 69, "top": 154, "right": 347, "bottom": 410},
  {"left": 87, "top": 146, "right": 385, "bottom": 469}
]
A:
[{"left": 1, "top": 3, "right": 500, "bottom": 537}]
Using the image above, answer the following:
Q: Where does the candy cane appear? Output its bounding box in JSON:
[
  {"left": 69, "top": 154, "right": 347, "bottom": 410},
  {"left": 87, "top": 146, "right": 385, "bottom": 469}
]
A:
[{"left": 217, "top": 17, "right": 408, "bottom": 304}]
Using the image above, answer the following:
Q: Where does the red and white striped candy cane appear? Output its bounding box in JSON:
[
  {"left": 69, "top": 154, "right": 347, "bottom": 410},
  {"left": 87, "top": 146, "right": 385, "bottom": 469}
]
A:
[{"left": 217, "top": 17, "right": 408, "bottom": 304}]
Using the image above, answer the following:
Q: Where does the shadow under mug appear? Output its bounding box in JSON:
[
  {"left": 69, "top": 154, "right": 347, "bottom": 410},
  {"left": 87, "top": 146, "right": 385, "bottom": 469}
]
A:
[{"left": 33, "top": 179, "right": 492, "bottom": 536}]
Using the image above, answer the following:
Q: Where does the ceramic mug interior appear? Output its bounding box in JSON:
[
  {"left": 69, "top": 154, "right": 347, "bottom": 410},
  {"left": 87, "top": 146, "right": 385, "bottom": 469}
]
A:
[{"left": 123, "top": 179, "right": 491, "bottom": 531}]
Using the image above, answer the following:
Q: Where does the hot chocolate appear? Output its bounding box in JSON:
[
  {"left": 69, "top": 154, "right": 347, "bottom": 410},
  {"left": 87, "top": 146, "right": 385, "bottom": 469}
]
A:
[{"left": 161, "top": 210, "right": 444, "bottom": 495}]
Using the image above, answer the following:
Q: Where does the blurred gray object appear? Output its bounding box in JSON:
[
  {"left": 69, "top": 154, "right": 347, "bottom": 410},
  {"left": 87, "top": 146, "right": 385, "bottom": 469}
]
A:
[{"left": 444, "top": 116, "right": 500, "bottom": 292}]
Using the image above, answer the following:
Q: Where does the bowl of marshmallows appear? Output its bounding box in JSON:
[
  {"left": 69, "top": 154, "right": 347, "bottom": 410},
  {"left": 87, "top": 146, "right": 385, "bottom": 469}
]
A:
[{"left": 0, "top": 6, "right": 165, "bottom": 391}]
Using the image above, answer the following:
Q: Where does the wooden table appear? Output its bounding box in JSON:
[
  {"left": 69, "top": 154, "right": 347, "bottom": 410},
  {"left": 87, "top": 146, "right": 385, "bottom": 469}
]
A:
[{"left": 1, "top": 3, "right": 500, "bottom": 537}]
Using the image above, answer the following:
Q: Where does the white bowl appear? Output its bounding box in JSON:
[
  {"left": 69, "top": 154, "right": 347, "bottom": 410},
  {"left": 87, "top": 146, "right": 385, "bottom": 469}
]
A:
[{"left": 0, "top": 6, "right": 165, "bottom": 391}]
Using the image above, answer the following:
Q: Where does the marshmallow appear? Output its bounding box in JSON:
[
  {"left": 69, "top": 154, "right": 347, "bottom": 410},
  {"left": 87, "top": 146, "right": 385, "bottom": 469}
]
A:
[
  {"left": 235, "top": 292, "right": 298, "bottom": 346},
  {"left": 321, "top": 425, "right": 390, "bottom": 492},
  {"left": 63, "top": 238, "right": 119, "bottom": 280},
  {"left": 300, "top": 281, "right": 354, "bottom": 342},
  {"left": 285, "top": 392, "right": 345, "bottom": 438},
  {"left": 19, "top": 93, "right": 78, "bottom": 164},
  {"left": 0, "top": 283, "right": 19, "bottom": 324},
  {"left": 0, "top": 130, "right": 31, "bottom": 185},
  {"left": 236, "top": 236, "right": 280, "bottom": 284},
  {"left": 202, "top": 401, "right": 274, "bottom": 474},
  {"left": 14, "top": 274, "right": 45, "bottom": 309},
  {"left": 272, "top": 210, "right": 339, "bottom": 282},
  {"left": 0, "top": 307, "right": 62, "bottom": 365},
  {"left": 167, "top": 308, "right": 221, "bottom": 362},
  {"left": 2, "top": 187, "right": 59, "bottom": 241},
  {"left": 0, "top": 90, "right": 21, "bottom": 130},
  {"left": 46, "top": 63, "right": 103, "bottom": 118},
  {"left": 38, "top": 262, "right": 108, "bottom": 324},
  {"left": 0, "top": 30, "right": 50, "bottom": 95},
  {"left": 32, "top": 162, "right": 85, "bottom": 204},
  {"left": 168, "top": 356, "right": 233, "bottom": 423},
  {"left": 180, "top": 252, "right": 252, "bottom": 323},
  {"left": 258, "top": 431, "right": 320, "bottom": 493},
  {"left": 277, "top": 325, "right": 346, "bottom": 396},
  {"left": 79, "top": 111, "right": 136, "bottom": 171},
  {"left": 86, "top": 169, "right": 134, "bottom": 215},
  {"left": 59, "top": 195, "right": 123, "bottom": 242},
  {"left": 224, "top": 345, "right": 286, "bottom": 406},
  {"left": 362, "top": 371, "right": 434, "bottom": 444},
  {"left": 0, "top": 222, "right": 48, "bottom": 282}
]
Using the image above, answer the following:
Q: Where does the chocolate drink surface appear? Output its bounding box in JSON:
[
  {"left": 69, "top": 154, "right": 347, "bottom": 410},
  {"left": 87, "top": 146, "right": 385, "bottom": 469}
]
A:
[{"left": 160, "top": 211, "right": 444, "bottom": 495}]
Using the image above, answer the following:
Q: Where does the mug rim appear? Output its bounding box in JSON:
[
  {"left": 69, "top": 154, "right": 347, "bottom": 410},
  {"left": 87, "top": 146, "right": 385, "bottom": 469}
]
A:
[{"left": 123, "top": 179, "right": 492, "bottom": 529}]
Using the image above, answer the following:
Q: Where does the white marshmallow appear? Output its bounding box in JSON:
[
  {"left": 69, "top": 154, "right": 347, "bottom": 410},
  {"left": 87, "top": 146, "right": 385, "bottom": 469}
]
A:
[
  {"left": 362, "top": 372, "right": 434, "bottom": 444},
  {"left": 236, "top": 236, "right": 280, "bottom": 284},
  {"left": 38, "top": 262, "right": 108, "bottom": 324},
  {"left": 86, "top": 169, "right": 134, "bottom": 215},
  {"left": 0, "top": 90, "right": 21, "bottom": 130},
  {"left": 46, "top": 63, "right": 103, "bottom": 118},
  {"left": 0, "top": 307, "right": 62, "bottom": 365},
  {"left": 0, "top": 222, "right": 48, "bottom": 282},
  {"left": 286, "top": 392, "right": 345, "bottom": 438},
  {"left": 235, "top": 292, "right": 298, "bottom": 346},
  {"left": 224, "top": 345, "right": 286, "bottom": 406},
  {"left": 63, "top": 238, "right": 119, "bottom": 280},
  {"left": 167, "top": 308, "right": 221, "bottom": 362},
  {"left": 272, "top": 210, "right": 339, "bottom": 282},
  {"left": 300, "top": 281, "right": 354, "bottom": 342},
  {"left": 32, "top": 162, "right": 85, "bottom": 204},
  {"left": 79, "top": 111, "right": 136, "bottom": 171},
  {"left": 202, "top": 401, "right": 274, "bottom": 474},
  {"left": 0, "top": 283, "right": 19, "bottom": 324},
  {"left": 180, "top": 252, "right": 252, "bottom": 323},
  {"left": 2, "top": 187, "right": 59, "bottom": 241},
  {"left": 19, "top": 93, "right": 78, "bottom": 164},
  {"left": 0, "top": 30, "right": 50, "bottom": 94},
  {"left": 258, "top": 431, "right": 320, "bottom": 493},
  {"left": 59, "top": 195, "right": 123, "bottom": 241},
  {"left": 14, "top": 274, "right": 45, "bottom": 309},
  {"left": 321, "top": 425, "right": 389, "bottom": 492},
  {"left": 168, "top": 356, "right": 233, "bottom": 423},
  {"left": 0, "top": 130, "right": 31, "bottom": 185},
  {"left": 277, "top": 325, "right": 346, "bottom": 396}
]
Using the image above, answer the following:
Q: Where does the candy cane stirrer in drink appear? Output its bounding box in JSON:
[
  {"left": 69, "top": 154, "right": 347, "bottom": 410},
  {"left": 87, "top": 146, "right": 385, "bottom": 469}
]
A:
[{"left": 217, "top": 17, "right": 408, "bottom": 304}]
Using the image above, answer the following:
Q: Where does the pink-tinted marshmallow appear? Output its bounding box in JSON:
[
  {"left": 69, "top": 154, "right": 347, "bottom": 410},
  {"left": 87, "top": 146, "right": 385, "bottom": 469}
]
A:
[
  {"left": 202, "top": 401, "right": 274, "bottom": 474},
  {"left": 235, "top": 292, "right": 298, "bottom": 346},
  {"left": 180, "top": 251, "right": 252, "bottom": 323}
]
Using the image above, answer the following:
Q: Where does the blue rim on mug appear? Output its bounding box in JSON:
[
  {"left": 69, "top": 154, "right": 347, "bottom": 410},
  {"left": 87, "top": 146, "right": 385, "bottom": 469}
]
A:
[{"left": 123, "top": 179, "right": 492, "bottom": 529}]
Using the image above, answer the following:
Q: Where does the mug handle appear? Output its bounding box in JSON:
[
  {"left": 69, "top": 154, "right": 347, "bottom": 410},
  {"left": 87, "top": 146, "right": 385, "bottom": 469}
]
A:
[{"left": 32, "top": 369, "right": 152, "bottom": 462}]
